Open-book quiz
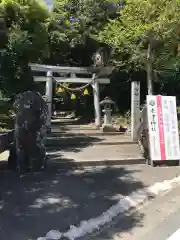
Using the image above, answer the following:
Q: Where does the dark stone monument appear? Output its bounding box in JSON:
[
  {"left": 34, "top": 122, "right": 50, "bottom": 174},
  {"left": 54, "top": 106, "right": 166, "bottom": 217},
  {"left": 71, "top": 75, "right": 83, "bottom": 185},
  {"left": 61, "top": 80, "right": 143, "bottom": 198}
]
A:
[{"left": 10, "top": 91, "right": 48, "bottom": 173}]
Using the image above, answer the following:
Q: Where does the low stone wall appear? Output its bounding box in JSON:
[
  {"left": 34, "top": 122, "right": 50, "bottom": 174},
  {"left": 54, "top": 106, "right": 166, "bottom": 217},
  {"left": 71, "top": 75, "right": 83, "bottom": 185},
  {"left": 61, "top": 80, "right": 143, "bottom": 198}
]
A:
[
  {"left": 0, "top": 130, "right": 14, "bottom": 154},
  {"left": 136, "top": 106, "right": 149, "bottom": 158}
]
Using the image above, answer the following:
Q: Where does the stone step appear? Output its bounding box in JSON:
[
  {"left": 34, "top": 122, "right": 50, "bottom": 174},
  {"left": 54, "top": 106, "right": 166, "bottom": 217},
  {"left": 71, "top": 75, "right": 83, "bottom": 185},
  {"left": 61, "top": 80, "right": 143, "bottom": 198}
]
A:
[
  {"left": 0, "top": 123, "right": 143, "bottom": 170},
  {"left": 50, "top": 132, "right": 125, "bottom": 136},
  {"left": 46, "top": 135, "right": 135, "bottom": 147},
  {"left": 0, "top": 142, "right": 144, "bottom": 170},
  {"left": 50, "top": 128, "right": 125, "bottom": 136},
  {"left": 46, "top": 157, "right": 145, "bottom": 168},
  {"left": 47, "top": 144, "right": 144, "bottom": 167},
  {"left": 50, "top": 123, "right": 128, "bottom": 136},
  {"left": 0, "top": 150, "right": 9, "bottom": 161}
]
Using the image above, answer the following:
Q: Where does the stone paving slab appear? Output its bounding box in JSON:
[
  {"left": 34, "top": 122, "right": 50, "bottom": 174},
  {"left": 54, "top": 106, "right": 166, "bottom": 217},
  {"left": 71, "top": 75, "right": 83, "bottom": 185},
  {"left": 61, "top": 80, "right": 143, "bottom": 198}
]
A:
[
  {"left": 48, "top": 135, "right": 127, "bottom": 141},
  {"left": 1, "top": 164, "right": 180, "bottom": 240},
  {"left": 47, "top": 144, "right": 144, "bottom": 167},
  {"left": 0, "top": 151, "right": 9, "bottom": 161},
  {"left": 51, "top": 130, "right": 124, "bottom": 136},
  {"left": 0, "top": 136, "right": 142, "bottom": 170},
  {"left": 47, "top": 124, "right": 143, "bottom": 166},
  {"left": 47, "top": 135, "right": 134, "bottom": 146},
  {"left": 50, "top": 124, "right": 124, "bottom": 136},
  {"left": 0, "top": 142, "right": 143, "bottom": 170}
]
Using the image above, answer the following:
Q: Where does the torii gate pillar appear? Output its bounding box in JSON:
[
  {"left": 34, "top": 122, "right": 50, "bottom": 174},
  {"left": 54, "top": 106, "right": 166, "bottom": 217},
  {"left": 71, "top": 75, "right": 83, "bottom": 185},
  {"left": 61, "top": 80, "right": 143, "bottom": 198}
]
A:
[
  {"left": 45, "top": 71, "right": 53, "bottom": 128},
  {"left": 29, "top": 64, "right": 113, "bottom": 129},
  {"left": 92, "top": 74, "right": 101, "bottom": 126}
]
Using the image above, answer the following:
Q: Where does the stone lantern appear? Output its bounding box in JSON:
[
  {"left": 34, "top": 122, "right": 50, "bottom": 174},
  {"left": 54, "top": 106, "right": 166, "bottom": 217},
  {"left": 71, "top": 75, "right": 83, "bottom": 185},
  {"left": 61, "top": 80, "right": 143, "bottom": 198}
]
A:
[{"left": 100, "top": 97, "right": 116, "bottom": 132}]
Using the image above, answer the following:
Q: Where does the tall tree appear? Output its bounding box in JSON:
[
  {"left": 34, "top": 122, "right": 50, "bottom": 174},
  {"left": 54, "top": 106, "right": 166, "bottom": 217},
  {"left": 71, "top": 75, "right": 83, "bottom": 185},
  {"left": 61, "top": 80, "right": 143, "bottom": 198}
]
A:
[
  {"left": 0, "top": 0, "right": 50, "bottom": 96},
  {"left": 48, "top": 0, "right": 121, "bottom": 66},
  {"left": 96, "top": 0, "right": 180, "bottom": 93}
]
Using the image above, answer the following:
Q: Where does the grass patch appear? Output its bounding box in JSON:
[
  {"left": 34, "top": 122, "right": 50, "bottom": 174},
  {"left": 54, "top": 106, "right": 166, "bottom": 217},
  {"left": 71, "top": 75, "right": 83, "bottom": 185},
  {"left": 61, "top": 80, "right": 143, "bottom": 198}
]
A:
[{"left": 112, "top": 110, "right": 131, "bottom": 128}]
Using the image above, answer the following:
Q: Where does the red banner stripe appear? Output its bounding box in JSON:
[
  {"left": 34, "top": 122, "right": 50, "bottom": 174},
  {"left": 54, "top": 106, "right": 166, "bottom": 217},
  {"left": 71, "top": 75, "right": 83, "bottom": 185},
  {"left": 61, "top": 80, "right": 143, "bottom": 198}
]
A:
[{"left": 156, "top": 95, "right": 166, "bottom": 160}]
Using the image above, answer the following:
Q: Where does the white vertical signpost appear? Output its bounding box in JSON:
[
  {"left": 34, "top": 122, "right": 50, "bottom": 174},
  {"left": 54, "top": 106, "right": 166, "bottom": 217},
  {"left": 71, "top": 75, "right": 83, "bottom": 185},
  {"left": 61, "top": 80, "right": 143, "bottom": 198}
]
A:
[
  {"left": 131, "top": 81, "right": 140, "bottom": 140},
  {"left": 147, "top": 95, "right": 180, "bottom": 165}
]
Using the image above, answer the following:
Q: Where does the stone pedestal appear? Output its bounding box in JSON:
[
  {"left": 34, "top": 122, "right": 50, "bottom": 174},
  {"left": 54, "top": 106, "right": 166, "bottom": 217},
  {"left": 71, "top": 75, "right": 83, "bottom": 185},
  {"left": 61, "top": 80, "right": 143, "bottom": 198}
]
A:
[{"left": 103, "top": 109, "right": 112, "bottom": 125}]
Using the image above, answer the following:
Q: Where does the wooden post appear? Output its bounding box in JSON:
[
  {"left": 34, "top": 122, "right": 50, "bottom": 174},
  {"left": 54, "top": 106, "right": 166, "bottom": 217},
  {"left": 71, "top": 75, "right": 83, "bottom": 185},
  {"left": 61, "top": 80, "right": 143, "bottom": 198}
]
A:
[
  {"left": 92, "top": 74, "right": 101, "bottom": 126},
  {"left": 131, "top": 81, "right": 140, "bottom": 140},
  {"left": 46, "top": 71, "right": 53, "bottom": 128}
]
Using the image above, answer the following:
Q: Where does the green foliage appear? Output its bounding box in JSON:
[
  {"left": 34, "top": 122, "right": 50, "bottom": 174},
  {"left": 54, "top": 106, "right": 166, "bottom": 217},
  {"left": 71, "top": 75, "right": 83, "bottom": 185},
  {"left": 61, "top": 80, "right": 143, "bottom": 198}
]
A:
[
  {"left": 47, "top": 0, "right": 116, "bottom": 66},
  {"left": 97, "top": 0, "right": 180, "bottom": 70},
  {"left": 0, "top": 0, "right": 50, "bottom": 96},
  {"left": 51, "top": 0, "right": 122, "bottom": 46},
  {"left": 1, "top": 0, "right": 180, "bottom": 111}
]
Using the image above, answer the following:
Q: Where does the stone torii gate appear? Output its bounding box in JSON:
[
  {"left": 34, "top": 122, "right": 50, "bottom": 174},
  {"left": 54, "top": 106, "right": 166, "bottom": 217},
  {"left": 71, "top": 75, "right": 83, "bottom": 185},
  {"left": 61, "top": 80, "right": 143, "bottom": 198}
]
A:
[{"left": 29, "top": 64, "right": 113, "bottom": 128}]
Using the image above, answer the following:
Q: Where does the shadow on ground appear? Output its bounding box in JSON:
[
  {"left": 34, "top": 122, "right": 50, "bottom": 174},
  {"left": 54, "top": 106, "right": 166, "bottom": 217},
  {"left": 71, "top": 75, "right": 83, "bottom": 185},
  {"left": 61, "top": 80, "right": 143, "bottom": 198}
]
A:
[
  {"left": 0, "top": 122, "right": 105, "bottom": 170},
  {"left": 51, "top": 115, "right": 95, "bottom": 126},
  {"left": 0, "top": 120, "right": 146, "bottom": 240},
  {"left": 46, "top": 133, "right": 104, "bottom": 154},
  {"left": 46, "top": 122, "right": 105, "bottom": 154},
  {"left": 0, "top": 164, "right": 146, "bottom": 240},
  {"left": 82, "top": 210, "right": 145, "bottom": 240}
]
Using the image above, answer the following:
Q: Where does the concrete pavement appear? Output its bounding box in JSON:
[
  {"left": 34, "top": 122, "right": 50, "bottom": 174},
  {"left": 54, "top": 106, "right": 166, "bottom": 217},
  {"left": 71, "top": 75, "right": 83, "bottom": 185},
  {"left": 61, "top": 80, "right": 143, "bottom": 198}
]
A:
[
  {"left": 136, "top": 188, "right": 180, "bottom": 240},
  {"left": 168, "top": 228, "right": 180, "bottom": 240},
  {"left": 1, "top": 165, "right": 180, "bottom": 240},
  {"left": 88, "top": 185, "right": 180, "bottom": 240},
  {"left": 46, "top": 124, "right": 144, "bottom": 167}
]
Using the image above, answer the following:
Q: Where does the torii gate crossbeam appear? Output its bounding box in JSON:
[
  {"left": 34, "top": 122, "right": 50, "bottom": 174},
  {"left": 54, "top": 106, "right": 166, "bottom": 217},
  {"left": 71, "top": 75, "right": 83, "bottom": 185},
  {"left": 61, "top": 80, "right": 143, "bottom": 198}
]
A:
[{"left": 29, "top": 64, "right": 113, "bottom": 129}]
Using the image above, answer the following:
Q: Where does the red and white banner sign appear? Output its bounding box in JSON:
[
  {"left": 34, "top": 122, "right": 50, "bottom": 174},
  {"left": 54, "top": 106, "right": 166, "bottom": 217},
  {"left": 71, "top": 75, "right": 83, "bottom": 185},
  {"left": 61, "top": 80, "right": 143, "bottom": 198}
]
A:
[{"left": 147, "top": 95, "right": 180, "bottom": 161}]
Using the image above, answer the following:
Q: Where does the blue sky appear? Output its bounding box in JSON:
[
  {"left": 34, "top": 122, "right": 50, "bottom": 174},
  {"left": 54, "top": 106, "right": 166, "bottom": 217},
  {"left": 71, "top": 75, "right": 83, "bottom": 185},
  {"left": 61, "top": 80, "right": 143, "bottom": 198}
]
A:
[{"left": 42, "top": 0, "right": 54, "bottom": 11}]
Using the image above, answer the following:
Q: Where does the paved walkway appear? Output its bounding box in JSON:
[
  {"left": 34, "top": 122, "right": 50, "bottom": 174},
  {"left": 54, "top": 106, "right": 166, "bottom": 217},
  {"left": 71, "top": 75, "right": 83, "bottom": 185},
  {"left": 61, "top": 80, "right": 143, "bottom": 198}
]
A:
[
  {"left": 1, "top": 164, "right": 180, "bottom": 240},
  {"left": 46, "top": 123, "right": 144, "bottom": 167},
  {"left": 0, "top": 123, "right": 143, "bottom": 167},
  {"left": 1, "top": 122, "right": 180, "bottom": 239},
  {"left": 47, "top": 144, "right": 144, "bottom": 167}
]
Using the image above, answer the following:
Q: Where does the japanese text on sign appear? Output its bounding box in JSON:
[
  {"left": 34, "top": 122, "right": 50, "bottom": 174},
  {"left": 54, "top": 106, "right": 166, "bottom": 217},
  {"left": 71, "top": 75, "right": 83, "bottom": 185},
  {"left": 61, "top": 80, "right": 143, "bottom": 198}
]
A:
[{"left": 147, "top": 95, "right": 180, "bottom": 161}]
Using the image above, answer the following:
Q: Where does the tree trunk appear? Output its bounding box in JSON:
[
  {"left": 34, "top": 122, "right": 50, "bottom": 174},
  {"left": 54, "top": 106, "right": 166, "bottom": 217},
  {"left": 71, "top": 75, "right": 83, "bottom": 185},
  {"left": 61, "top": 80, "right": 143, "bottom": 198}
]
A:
[{"left": 147, "top": 43, "right": 153, "bottom": 95}]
